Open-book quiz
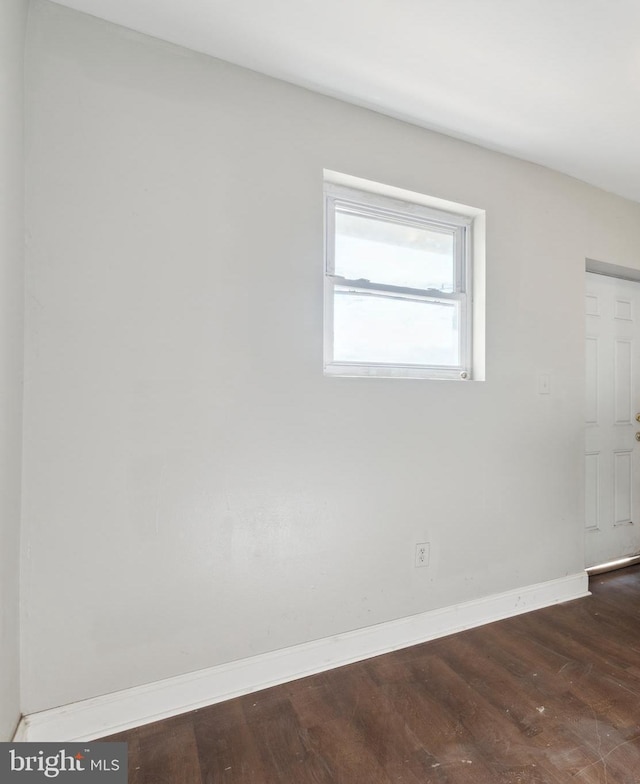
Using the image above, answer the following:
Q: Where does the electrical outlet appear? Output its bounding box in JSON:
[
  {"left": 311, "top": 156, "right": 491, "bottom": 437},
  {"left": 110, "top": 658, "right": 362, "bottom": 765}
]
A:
[
  {"left": 538, "top": 373, "right": 551, "bottom": 394},
  {"left": 415, "top": 542, "right": 430, "bottom": 568}
]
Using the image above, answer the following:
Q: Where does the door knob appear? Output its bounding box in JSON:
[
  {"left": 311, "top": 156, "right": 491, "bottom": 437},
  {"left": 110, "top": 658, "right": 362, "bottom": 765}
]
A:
[
  {"left": 636, "top": 414, "right": 640, "bottom": 422},
  {"left": 636, "top": 433, "right": 640, "bottom": 441}
]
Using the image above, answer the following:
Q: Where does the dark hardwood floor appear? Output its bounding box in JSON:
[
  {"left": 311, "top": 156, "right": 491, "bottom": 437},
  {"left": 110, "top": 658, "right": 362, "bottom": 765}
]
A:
[{"left": 104, "top": 566, "right": 640, "bottom": 783}]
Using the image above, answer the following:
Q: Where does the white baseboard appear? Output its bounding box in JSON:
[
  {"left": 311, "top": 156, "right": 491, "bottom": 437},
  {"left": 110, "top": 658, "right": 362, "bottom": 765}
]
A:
[{"left": 19, "top": 571, "right": 589, "bottom": 743}]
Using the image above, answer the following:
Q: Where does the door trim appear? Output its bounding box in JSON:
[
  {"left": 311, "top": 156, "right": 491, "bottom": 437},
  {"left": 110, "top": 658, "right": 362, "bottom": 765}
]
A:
[{"left": 586, "top": 258, "right": 640, "bottom": 283}]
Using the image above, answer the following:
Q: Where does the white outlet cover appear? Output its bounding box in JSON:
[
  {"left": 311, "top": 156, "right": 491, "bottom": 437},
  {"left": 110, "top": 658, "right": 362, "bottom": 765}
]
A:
[
  {"left": 415, "top": 542, "right": 430, "bottom": 568},
  {"left": 538, "top": 373, "right": 551, "bottom": 394}
]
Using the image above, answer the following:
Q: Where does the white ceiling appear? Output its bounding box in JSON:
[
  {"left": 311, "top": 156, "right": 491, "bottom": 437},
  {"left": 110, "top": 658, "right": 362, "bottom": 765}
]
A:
[{"left": 51, "top": 0, "right": 640, "bottom": 202}]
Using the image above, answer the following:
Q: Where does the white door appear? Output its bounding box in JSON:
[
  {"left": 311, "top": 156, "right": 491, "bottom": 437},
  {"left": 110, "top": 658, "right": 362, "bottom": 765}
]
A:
[{"left": 585, "top": 272, "right": 640, "bottom": 567}]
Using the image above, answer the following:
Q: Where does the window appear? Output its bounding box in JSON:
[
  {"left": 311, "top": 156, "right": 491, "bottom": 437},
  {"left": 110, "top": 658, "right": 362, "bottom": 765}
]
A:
[{"left": 324, "top": 180, "right": 475, "bottom": 380}]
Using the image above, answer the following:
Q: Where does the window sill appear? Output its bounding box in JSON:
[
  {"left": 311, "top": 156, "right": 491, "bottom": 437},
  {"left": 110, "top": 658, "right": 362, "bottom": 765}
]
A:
[{"left": 323, "top": 362, "right": 472, "bottom": 381}]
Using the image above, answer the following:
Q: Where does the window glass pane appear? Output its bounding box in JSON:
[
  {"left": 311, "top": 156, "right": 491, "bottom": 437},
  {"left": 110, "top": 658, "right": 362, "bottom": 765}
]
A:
[
  {"left": 334, "top": 210, "right": 455, "bottom": 292},
  {"left": 333, "top": 290, "right": 460, "bottom": 367}
]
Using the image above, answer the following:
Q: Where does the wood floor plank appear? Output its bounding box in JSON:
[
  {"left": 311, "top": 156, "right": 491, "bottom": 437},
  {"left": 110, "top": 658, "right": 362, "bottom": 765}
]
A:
[
  {"left": 376, "top": 678, "right": 502, "bottom": 783},
  {"left": 111, "top": 715, "right": 202, "bottom": 784},
  {"left": 101, "top": 565, "right": 640, "bottom": 783},
  {"left": 305, "top": 717, "right": 395, "bottom": 784},
  {"left": 285, "top": 669, "right": 356, "bottom": 729},
  {"left": 192, "top": 700, "right": 267, "bottom": 784},
  {"left": 317, "top": 667, "right": 423, "bottom": 776},
  {"left": 240, "top": 690, "right": 335, "bottom": 784},
  {"left": 104, "top": 731, "right": 143, "bottom": 784},
  {"left": 465, "top": 616, "right": 640, "bottom": 780}
]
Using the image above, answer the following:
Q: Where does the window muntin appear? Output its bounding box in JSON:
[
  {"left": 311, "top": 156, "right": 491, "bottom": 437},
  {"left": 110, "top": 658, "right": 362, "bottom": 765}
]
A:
[{"left": 324, "top": 183, "right": 472, "bottom": 380}]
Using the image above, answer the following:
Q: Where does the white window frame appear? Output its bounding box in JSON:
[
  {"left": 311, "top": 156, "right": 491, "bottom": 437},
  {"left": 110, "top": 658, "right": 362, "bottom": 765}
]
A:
[{"left": 324, "top": 182, "right": 473, "bottom": 380}]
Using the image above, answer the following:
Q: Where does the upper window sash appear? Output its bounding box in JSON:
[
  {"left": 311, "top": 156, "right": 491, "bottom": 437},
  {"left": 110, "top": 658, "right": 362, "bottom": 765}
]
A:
[{"left": 324, "top": 186, "right": 471, "bottom": 298}]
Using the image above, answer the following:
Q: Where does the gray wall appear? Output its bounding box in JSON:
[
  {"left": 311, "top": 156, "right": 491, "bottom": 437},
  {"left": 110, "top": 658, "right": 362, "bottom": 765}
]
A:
[
  {"left": 22, "top": 0, "right": 640, "bottom": 712},
  {"left": 0, "top": 0, "right": 28, "bottom": 741}
]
